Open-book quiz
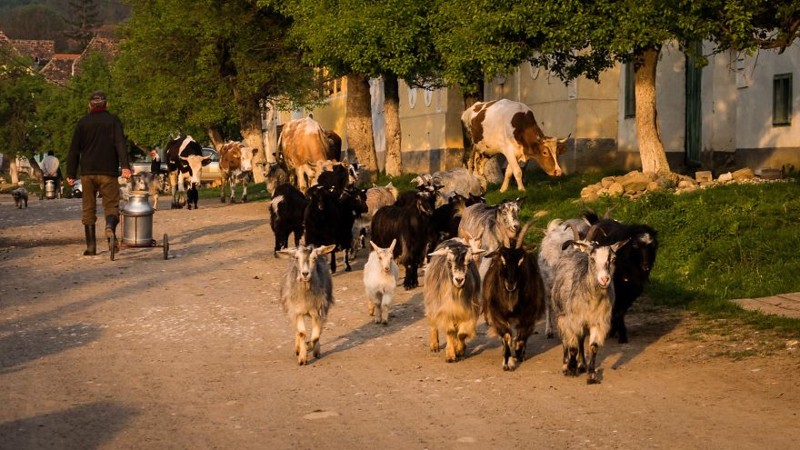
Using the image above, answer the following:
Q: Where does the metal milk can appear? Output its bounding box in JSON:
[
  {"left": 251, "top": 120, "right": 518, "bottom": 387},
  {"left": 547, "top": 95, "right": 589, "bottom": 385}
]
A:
[
  {"left": 44, "top": 180, "right": 56, "bottom": 199},
  {"left": 121, "top": 191, "right": 155, "bottom": 246}
]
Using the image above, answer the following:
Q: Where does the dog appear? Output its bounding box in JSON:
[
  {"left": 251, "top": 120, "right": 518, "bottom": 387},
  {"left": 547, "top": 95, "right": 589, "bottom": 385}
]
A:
[
  {"left": 131, "top": 172, "right": 165, "bottom": 210},
  {"left": 12, "top": 184, "right": 28, "bottom": 209}
]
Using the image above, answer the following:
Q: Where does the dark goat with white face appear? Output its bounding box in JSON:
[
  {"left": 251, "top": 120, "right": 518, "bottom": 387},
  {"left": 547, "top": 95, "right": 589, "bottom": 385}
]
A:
[
  {"left": 278, "top": 244, "right": 335, "bottom": 365},
  {"left": 550, "top": 224, "right": 628, "bottom": 384},
  {"left": 482, "top": 221, "right": 545, "bottom": 371}
]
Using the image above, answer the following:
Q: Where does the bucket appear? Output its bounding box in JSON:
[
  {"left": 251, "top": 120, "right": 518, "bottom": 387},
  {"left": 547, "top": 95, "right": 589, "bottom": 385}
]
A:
[
  {"left": 45, "top": 180, "right": 56, "bottom": 199},
  {"left": 121, "top": 191, "right": 155, "bottom": 246}
]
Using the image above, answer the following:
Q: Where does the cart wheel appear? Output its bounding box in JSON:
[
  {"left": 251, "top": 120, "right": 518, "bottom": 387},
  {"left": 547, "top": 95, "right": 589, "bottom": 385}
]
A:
[
  {"left": 163, "top": 233, "right": 169, "bottom": 260},
  {"left": 110, "top": 235, "right": 117, "bottom": 261}
]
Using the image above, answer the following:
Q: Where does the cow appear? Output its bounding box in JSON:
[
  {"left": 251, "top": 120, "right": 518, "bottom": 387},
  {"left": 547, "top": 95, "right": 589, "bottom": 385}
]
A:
[
  {"left": 165, "top": 135, "right": 211, "bottom": 209},
  {"left": 277, "top": 116, "right": 341, "bottom": 192},
  {"left": 218, "top": 141, "right": 257, "bottom": 203},
  {"left": 461, "top": 99, "right": 567, "bottom": 192}
]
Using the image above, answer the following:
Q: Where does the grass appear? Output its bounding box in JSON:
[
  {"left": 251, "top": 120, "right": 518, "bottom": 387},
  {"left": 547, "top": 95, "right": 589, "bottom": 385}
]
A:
[{"left": 377, "top": 169, "right": 800, "bottom": 338}]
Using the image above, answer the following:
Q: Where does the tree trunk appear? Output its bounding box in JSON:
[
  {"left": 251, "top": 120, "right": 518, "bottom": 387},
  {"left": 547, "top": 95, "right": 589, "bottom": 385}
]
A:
[
  {"left": 634, "top": 47, "right": 671, "bottom": 174},
  {"left": 235, "top": 94, "right": 267, "bottom": 183},
  {"left": 383, "top": 73, "right": 402, "bottom": 176},
  {"left": 346, "top": 73, "right": 378, "bottom": 176},
  {"left": 10, "top": 160, "right": 19, "bottom": 185},
  {"left": 206, "top": 127, "right": 224, "bottom": 150}
]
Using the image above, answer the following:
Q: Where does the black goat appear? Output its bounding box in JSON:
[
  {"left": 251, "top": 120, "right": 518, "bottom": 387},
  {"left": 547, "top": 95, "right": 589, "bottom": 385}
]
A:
[
  {"left": 269, "top": 183, "right": 308, "bottom": 257},
  {"left": 304, "top": 184, "right": 368, "bottom": 273},
  {"left": 428, "top": 193, "right": 485, "bottom": 255},
  {"left": 585, "top": 213, "right": 659, "bottom": 343},
  {"left": 371, "top": 188, "right": 436, "bottom": 289},
  {"left": 482, "top": 221, "right": 545, "bottom": 371}
]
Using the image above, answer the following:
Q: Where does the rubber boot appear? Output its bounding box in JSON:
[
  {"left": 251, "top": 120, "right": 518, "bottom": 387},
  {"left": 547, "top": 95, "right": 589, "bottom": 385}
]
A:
[
  {"left": 105, "top": 214, "right": 119, "bottom": 252},
  {"left": 105, "top": 215, "right": 119, "bottom": 240},
  {"left": 83, "top": 225, "right": 96, "bottom": 256}
]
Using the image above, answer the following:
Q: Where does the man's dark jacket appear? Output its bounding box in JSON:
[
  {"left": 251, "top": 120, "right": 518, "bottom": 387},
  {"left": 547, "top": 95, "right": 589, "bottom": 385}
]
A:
[{"left": 67, "top": 108, "right": 130, "bottom": 179}]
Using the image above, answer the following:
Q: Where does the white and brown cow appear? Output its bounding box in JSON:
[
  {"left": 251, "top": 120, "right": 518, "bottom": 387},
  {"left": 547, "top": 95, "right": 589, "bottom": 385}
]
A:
[
  {"left": 277, "top": 116, "right": 340, "bottom": 192},
  {"left": 462, "top": 99, "right": 567, "bottom": 192},
  {"left": 165, "top": 135, "right": 211, "bottom": 209},
  {"left": 218, "top": 141, "right": 257, "bottom": 203}
]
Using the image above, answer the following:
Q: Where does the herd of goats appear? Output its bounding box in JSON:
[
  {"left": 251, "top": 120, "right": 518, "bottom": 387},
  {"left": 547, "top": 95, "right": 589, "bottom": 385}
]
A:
[{"left": 265, "top": 161, "right": 659, "bottom": 384}]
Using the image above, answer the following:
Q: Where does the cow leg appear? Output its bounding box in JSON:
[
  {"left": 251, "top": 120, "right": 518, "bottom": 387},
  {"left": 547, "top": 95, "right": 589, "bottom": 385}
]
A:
[
  {"left": 296, "top": 168, "right": 307, "bottom": 192},
  {"left": 241, "top": 176, "right": 249, "bottom": 203},
  {"left": 220, "top": 173, "right": 227, "bottom": 203},
  {"left": 500, "top": 158, "right": 524, "bottom": 192},
  {"left": 229, "top": 177, "right": 237, "bottom": 203}
]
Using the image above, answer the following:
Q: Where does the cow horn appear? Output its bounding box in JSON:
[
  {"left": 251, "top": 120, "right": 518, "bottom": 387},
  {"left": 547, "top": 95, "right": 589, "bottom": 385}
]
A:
[{"left": 516, "top": 220, "right": 534, "bottom": 249}]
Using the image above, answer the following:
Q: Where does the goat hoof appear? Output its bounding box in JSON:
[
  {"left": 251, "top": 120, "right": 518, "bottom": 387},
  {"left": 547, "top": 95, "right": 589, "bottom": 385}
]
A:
[
  {"left": 545, "top": 332, "right": 554, "bottom": 339},
  {"left": 587, "top": 376, "right": 600, "bottom": 385},
  {"left": 345, "top": 266, "right": 352, "bottom": 272}
]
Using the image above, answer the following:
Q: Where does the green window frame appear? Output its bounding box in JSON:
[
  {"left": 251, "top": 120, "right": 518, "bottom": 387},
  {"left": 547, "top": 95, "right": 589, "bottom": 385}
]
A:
[
  {"left": 624, "top": 62, "right": 636, "bottom": 118},
  {"left": 773, "top": 73, "right": 792, "bottom": 126}
]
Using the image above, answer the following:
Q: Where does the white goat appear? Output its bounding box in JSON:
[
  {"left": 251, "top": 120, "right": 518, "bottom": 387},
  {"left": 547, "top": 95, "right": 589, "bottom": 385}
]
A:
[
  {"left": 278, "top": 244, "right": 336, "bottom": 365},
  {"left": 363, "top": 239, "right": 399, "bottom": 325},
  {"left": 423, "top": 240, "right": 484, "bottom": 362},
  {"left": 550, "top": 224, "right": 628, "bottom": 384}
]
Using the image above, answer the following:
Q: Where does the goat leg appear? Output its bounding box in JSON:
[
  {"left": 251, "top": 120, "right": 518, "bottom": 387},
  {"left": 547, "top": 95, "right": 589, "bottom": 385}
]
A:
[
  {"left": 295, "top": 315, "right": 308, "bottom": 365},
  {"left": 586, "top": 343, "right": 601, "bottom": 384},
  {"left": 445, "top": 327, "right": 458, "bottom": 363},
  {"left": 501, "top": 332, "right": 514, "bottom": 371},
  {"left": 344, "top": 247, "right": 352, "bottom": 272},
  {"left": 577, "top": 335, "right": 587, "bottom": 374},
  {"left": 329, "top": 250, "right": 337, "bottom": 274},
  {"left": 309, "top": 316, "right": 323, "bottom": 359},
  {"left": 563, "top": 346, "right": 579, "bottom": 377},
  {"left": 428, "top": 321, "right": 440, "bottom": 352},
  {"left": 610, "top": 309, "right": 628, "bottom": 344}
]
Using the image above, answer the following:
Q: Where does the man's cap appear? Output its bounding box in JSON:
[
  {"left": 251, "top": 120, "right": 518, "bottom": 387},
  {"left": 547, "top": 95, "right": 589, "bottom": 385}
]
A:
[{"left": 89, "top": 91, "right": 107, "bottom": 104}]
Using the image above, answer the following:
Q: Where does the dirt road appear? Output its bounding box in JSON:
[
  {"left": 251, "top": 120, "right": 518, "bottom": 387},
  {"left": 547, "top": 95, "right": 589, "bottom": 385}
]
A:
[{"left": 1, "top": 196, "right": 798, "bottom": 449}]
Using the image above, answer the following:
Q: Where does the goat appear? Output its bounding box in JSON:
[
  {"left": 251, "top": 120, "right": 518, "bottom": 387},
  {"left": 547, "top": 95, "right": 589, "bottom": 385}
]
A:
[
  {"left": 583, "top": 214, "right": 659, "bottom": 343},
  {"left": 363, "top": 239, "right": 399, "bottom": 325},
  {"left": 431, "top": 167, "right": 487, "bottom": 202},
  {"left": 130, "top": 172, "right": 165, "bottom": 210},
  {"left": 429, "top": 193, "right": 485, "bottom": 254},
  {"left": 537, "top": 217, "right": 591, "bottom": 338},
  {"left": 423, "top": 239, "right": 484, "bottom": 362},
  {"left": 351, "top": 182, "right": 399, "bottom": 258},
  {"left": 278, "top": 244, "right": 336, "bottom": 365},
  {"left": 304, "top": 185, "right": 368, "bottom": 273},
  {"left": 12, "top": 184, "right": 28, "bottom": 209},
  {"left": 550, "top": 224, "right": 628, "bottom": 384},
  {"left": 458, "top": 198, "right": 522, "bottom": 282},
  {"left": 269, "top": 183, "right": 308, "bottom": 257},
  {"left": 371, "top": 187, "right": 436, "bottom": 289},
  {"left": 265, "top": 161, "right": 290, "bottom": 196},
  {"left": 482, "top": 221, "right": 545, "bottom": 371}
]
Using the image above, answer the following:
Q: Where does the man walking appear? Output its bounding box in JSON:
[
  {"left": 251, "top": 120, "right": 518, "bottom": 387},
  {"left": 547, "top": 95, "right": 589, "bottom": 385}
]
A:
[{"left": 67, "top": 91, "right": 132, "bottom": 256}]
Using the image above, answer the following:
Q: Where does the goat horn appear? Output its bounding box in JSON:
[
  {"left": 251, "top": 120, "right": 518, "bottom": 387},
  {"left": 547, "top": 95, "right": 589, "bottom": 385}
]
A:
[
  {"left": 567, "top": 223, "right": 582, "bottom": 242},
  {"left": 585, "top": 224, "right": 607, "bottom": 242},
  {"left": 516, "top": 220, "right": 534, "bottom": 249},
  {"left": 604, "top": 206, "right": 616, "bottom": 219}
]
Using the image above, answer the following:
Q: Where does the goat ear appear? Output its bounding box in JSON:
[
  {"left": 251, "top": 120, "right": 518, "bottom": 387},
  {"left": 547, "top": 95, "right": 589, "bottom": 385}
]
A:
[
  {"left": 389, "top": 239, "right": 397, "bottom": 252},
  {"left": 428, "top": 248, "right": 449, "bottom": 258},
  {"left": 315, "top": 244, "right": 336, "bottom": 256},
  {"left": 471, "top": 248, "right": 487, "bottom": 256},
  {"left": 369, "top": 240, "right": 381, "bottom": 252},
  {"left": 611, "top": 238, "right": 630, "bottom": 253},
  {"left": 276, "top": 248, "right": 296, "bottom": 259}
]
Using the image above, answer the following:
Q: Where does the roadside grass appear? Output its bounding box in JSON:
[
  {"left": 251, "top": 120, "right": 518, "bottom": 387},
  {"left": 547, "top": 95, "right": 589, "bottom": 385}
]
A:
[{"left": 379, "top": 169, "right": 800, "bottom": 338}]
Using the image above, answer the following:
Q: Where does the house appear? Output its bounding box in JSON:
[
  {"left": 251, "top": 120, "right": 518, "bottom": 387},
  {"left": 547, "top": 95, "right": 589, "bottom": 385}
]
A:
[{"left": 290, "top": 42, "right": 798, "bottom": 176}]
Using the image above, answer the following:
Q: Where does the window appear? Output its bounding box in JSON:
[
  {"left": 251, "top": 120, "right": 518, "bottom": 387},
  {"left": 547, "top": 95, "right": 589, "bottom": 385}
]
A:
[
  {"left": 773, "top": 73, "right": 792, "bottom": 126},
  {"left": 624, "top": 62, "right": 636, "bottom": 118}
]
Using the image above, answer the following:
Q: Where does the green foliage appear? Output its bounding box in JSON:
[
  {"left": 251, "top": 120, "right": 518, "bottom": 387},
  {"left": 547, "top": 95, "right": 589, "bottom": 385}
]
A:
[
  {"left": 113, "top": 0, "right": 323, "bottom": 147},
  {"left": 0, "top": 49, "right": 49, "bottom": 156}
]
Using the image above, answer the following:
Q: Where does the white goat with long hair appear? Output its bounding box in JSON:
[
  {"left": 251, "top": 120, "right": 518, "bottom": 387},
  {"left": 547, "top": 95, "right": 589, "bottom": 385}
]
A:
[{"left": 278, "top": 244, "right": 335, "bottom": 365}]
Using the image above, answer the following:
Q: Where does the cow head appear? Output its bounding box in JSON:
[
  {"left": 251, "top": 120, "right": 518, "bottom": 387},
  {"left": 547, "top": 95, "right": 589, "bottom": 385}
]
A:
[
  {"left": 179, "top": 153, "right": 212, "bottom": 185},
  {"left": 239, "top": 145, "right": 256, "bottom": 173}
]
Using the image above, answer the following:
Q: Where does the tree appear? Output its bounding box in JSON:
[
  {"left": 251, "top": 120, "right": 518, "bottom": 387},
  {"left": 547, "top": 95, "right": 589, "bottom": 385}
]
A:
[
  {"left": 280, "top": 0, "right": 441, "bottom": 177},
  {"left": 433, "top": 0, "right": 800, "bottom": 175},
  {"left": 0, "top": 47, "right": 49, "bottom": 183},
  {"left": 64, "top": 0, "right": 100, "bottom": 51},
  {"left": 114, "top": 0, "right": 323, "bottom": 177}
]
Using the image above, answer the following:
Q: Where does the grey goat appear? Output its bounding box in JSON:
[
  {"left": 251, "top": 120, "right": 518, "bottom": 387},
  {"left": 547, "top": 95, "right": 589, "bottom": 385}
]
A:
[{"left": 550, "top": 224, "right": 628, "bottom": 384}]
